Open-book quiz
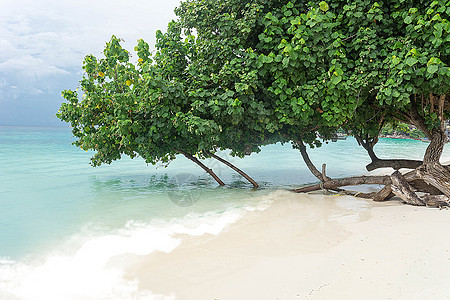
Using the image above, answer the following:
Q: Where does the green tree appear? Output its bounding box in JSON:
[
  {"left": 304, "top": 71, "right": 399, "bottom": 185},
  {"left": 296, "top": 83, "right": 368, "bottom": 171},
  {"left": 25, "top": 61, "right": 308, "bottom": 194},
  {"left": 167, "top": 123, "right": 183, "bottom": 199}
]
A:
[
  {"left": 57, "top": 33, "right": 262, "bottom": 187},
  {"left": 58, "top": 0, "right": 450, "bottom": 206}
]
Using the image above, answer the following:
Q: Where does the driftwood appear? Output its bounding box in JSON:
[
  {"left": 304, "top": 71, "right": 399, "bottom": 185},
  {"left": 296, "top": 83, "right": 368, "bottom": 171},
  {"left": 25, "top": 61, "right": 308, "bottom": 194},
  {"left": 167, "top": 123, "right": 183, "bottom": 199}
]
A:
[
  {"left": 293, "top": 164, "right": 450, "bottom": 207},
  {"left": 294, "top": 110, "right": 450, "bottom": 207},
  {"left": 408, "top": 179, "right": 444, "bottom": 195},
  {"left": 390, "top": 168, "right": 450, "bottom": 207},
  {"left": 372, "top": 185, "right": 394, "bottom": 202},
  {"left": 335, "top": 190, "right": 378, "bottom": 199},
  {"left": 416, "top": 163, "right": 450, "bottom": 196},
  {"left": 390, "top": 171, "right": 424, "bottom": 206},
  {"left": 422, "top": 195, "right": 450, "bottom": 207}
]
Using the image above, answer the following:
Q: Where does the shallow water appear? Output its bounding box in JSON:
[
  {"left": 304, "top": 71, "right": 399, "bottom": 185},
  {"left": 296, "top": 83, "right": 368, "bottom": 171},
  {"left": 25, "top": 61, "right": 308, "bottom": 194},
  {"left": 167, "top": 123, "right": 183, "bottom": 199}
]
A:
[{"left": 0, "top": 126, "right": 448, "bottom": 299}]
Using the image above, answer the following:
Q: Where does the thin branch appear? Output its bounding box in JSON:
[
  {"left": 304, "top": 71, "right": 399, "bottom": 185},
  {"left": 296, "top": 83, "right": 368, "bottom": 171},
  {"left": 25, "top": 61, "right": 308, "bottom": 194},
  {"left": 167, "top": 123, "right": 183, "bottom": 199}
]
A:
[{"left": 205, "top": 151, "right": 259, "bottom": 188}]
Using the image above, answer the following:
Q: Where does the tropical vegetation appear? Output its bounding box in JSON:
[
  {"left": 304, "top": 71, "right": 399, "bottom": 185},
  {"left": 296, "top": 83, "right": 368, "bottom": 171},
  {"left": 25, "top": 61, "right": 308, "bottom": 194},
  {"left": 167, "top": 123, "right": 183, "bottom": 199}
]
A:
[{"left": 58, "top": 0, "right": 450, "bottom": 206}]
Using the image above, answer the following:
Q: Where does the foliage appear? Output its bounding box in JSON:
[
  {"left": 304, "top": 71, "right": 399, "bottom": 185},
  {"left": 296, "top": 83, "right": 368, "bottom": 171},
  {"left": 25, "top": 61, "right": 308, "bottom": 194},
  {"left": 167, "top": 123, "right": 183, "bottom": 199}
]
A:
[
  {"left": 57, "top": 0, "right": 450, "bottom": 169},
  {"left": 380, "top": 123, "right": 426, "bottom": 139}
]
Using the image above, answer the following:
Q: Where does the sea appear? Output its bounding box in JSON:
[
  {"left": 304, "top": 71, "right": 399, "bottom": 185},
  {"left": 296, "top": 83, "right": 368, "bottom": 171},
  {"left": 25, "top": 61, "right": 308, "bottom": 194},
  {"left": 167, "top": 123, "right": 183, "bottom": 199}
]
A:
[{"left": 0, "top": 126, "right": 448, "bottom": 299}]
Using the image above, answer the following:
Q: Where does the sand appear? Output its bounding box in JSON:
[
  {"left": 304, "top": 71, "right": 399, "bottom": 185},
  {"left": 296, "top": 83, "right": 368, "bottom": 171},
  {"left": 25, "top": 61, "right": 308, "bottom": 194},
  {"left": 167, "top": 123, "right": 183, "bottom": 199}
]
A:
[
  {"left": 123, "top": 156, "right": 450, "bottom": 299},
  {"left": 123, "top": 190, "right": 450, "bottom": 300}
]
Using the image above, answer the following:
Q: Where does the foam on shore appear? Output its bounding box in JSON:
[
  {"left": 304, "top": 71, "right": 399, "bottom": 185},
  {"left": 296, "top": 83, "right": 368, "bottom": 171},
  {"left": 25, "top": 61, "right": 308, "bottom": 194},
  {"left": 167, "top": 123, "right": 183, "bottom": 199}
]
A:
[
  {"left": 125, "top": 191, "right": 450, "bottom": 300},
  {"left": 0, "top": 193, "right": 274, "bottom": 300}
]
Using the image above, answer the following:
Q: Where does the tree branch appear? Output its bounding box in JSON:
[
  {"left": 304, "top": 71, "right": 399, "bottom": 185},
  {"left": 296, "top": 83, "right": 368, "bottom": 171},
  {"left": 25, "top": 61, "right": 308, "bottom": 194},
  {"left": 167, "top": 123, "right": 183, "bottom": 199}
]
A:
[
  {"left": 205, "top": 151, "right": 259, "bottom": 188},
  {"left": 175, "top": 148, "right": 225, "bottom": 186}
]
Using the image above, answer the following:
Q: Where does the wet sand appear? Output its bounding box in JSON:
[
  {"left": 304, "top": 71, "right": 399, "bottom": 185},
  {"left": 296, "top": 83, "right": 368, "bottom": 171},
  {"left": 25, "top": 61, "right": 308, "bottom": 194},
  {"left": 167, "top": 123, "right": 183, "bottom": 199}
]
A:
[{"left": 124, "top": 188, "right": 450, "bottom": 300}]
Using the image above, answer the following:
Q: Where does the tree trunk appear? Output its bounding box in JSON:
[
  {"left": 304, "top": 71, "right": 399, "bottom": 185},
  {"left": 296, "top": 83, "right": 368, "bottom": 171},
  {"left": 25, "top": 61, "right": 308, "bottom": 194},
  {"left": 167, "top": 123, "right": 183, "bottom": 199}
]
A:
[
  {"left": 293, "top": 94, "right": 450, "bottom": 207},
  {"left": 175, "top": 149, "right": 225, "bottom": 186},
  {"left": 423, "top": 129, "right": 447, "bottom": 164},
  {"left": 354, "top": 135, "right": 423, "bottom": 171},
  {"left": 355, "top": 134, "right": 379, "bottom": 162},
  {"left": 292, "top": 175, "right": 391, "bottom": 193},
  {"left": 298, "top": 140, "right": 330, "bottom": 182},
  {"left": 366, "top": 159, "right": 423, "bottom": 171},
  {"left": 205, "top": 151, "right": 259, "bottom": 188}
]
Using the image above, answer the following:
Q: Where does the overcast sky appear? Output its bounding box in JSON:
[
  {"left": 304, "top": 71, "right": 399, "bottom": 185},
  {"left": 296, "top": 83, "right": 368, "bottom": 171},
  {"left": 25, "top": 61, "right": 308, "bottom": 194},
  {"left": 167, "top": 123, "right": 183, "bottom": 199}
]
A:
[{"left": 0, "top": 0, "right": 180, "bottom": 126}]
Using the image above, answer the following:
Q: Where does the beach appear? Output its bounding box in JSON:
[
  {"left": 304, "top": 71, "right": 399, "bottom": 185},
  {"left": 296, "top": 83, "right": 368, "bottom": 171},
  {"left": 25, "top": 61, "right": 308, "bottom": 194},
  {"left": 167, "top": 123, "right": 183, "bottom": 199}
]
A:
[
  {"left": 124, "top": 192, "right": 450, "bottom": 300},
  {"left": 1, "top": 128, "right": 450, "bottom": 300},
  {"left": 124, "top": 158, "right": 450, "bottom": 299}
]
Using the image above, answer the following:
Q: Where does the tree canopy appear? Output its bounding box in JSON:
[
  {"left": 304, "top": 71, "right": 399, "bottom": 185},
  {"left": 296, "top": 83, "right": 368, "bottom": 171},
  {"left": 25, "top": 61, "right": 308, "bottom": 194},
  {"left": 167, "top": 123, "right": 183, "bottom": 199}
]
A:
[{"left": 58, "top": 0, "right": 450, "bottom": 205}]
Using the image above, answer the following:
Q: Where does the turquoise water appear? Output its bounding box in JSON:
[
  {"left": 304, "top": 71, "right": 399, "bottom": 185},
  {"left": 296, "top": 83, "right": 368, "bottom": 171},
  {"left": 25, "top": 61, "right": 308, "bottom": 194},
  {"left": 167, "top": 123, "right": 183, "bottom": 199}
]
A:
[{"left": 0, "top": 126, "right": 448, "bottom": 299}]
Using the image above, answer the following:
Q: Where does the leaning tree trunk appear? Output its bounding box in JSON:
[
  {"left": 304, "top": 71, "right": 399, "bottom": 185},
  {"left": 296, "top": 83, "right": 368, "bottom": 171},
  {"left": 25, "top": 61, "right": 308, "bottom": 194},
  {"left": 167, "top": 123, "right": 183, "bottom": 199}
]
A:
[
  {"left": 373, "top": 94, "right": 450, "bottom": 206},
  {"left": 175, "top": 149, "right": 225, "bottom": 186},
  {"left": 205, "top": 151, "right": 259, "bottom": 188},
  {"left": 293, "top": 94, "right": 450, "bottom": 207},
  {"left": 366, "top": 159, "right": 423, "bottom": 172},
  {"left": 297, "top": 140, "right": 330, "bottom": 182}
]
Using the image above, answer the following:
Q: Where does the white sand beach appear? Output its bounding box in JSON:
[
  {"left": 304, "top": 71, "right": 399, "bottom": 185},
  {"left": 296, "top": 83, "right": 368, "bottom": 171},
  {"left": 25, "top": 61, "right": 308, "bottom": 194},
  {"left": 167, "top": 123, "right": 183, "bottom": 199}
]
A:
[{"left": 124, "top": 156, "right": 450, "bottom": 300}]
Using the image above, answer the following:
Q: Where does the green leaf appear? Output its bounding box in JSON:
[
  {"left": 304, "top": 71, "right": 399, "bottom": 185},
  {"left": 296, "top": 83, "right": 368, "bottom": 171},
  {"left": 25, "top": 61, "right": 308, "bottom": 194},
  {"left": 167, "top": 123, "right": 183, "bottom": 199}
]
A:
[
  {"left": 405, "top": 57, "right": 418, "bottom": 66},
  {"left": 331, "top": 75, "right": 342, "bottom": 85},
  {"left": 404, "top": 16, "right": 412, "bottom": 24},
  {"left": 410, "top": 48, "right": 419, "bottom": 57},
  {"left": 427, "top": 64, "right": 439, "bottom": 74},
  {"left": 319, "top": 1, "right": 329, "bottom": 12},
  {"left": 392, "top": 56, "right": 400, "bottom": 65}
]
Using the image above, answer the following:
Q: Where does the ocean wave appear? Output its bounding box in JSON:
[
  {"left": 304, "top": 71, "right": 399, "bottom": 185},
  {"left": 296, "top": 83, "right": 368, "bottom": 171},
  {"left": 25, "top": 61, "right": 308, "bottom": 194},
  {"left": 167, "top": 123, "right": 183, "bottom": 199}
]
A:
[{"left": 0, "top": 193, "right": 275, "bottom": 300}]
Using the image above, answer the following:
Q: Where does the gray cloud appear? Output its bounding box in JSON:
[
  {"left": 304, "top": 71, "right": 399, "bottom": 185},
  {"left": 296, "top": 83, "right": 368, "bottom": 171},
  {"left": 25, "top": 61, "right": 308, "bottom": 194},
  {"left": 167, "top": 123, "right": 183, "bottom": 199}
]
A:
[{"left": 0, "top": 0, "right": 180, "bottom": 125}]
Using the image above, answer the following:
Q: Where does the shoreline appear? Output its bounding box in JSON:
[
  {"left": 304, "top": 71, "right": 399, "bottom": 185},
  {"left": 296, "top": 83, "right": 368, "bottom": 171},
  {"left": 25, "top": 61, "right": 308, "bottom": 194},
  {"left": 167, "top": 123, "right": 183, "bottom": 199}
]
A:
[
  {"left": 123, "top": 190, "right": 450, "bottom": 300},
  {"left": 123, "top": 154, "right": 450, "bottom": 299}
]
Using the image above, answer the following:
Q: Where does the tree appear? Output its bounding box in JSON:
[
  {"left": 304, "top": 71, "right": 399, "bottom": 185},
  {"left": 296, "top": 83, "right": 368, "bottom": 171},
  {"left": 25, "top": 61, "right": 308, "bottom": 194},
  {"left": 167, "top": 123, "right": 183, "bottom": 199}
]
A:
[
  {"left": 58, "top": 0, "right": 450, "bottom": 206},
  {"left": 173, "top": 0, "right": 450, "bottom": 205},
  {"left": 57, "top": 33, "right": 261, "bottom": 187}
]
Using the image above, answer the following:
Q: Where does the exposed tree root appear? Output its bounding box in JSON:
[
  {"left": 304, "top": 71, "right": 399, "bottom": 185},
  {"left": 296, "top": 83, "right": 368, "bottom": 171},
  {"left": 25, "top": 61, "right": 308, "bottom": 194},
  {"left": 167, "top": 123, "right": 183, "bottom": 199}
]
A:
[
  {"left": 333, "top": 190, "right": 378, "bottom": 199},
  {"left": 293, "top": 164, "right": 450, "bottom": 208},
  {"left": 422, "top": 195, "right": 450, "bottom": 208},
  {"left": 294, "top": 115, "right": 450, "bottom": 207},
  {"left": 416, "top": 163, "right": 450, "bottom": 196},
  {"left": 390, "top": 171, "right": 424, "bottom": 206},
  {"left": 390, "top": 169, "right": 450, "bottom": 207},
  {"left": 372, "top": 185, "right": 395, "bottom": 202}
]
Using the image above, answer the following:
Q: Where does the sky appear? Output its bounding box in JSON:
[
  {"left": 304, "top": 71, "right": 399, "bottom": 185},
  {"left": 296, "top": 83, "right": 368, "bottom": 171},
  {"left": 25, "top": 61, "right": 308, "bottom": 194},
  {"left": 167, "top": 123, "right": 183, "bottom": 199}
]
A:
[{"left": 0, "top": 0, "right": 180, "bottom": 126}]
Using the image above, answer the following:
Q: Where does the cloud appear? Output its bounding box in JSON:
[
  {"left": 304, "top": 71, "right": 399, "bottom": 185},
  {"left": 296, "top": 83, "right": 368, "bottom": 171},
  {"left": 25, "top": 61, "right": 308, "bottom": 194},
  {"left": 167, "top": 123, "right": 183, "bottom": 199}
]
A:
[
  {"left": 0, "top": 56, "right": 70, "bottom": 77},
  {"left": 0, "top": 0, "right": 180, "bottom": 124},
  {"left": 0, "top": 0, "right": 180, "bottom": 69}
]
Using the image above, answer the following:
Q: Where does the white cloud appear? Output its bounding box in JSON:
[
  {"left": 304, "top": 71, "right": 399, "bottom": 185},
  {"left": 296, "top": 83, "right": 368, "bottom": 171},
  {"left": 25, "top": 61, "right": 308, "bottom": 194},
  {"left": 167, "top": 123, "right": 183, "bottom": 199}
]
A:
[
  {"left": 0, "top": 0, "right": 180, "bottom": 69},
  {"left": 0, "top": 0, "right": 180, "bottom": 112},
  {"left": 0, "top": 56, "right": 70, "bottom": 77}
]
